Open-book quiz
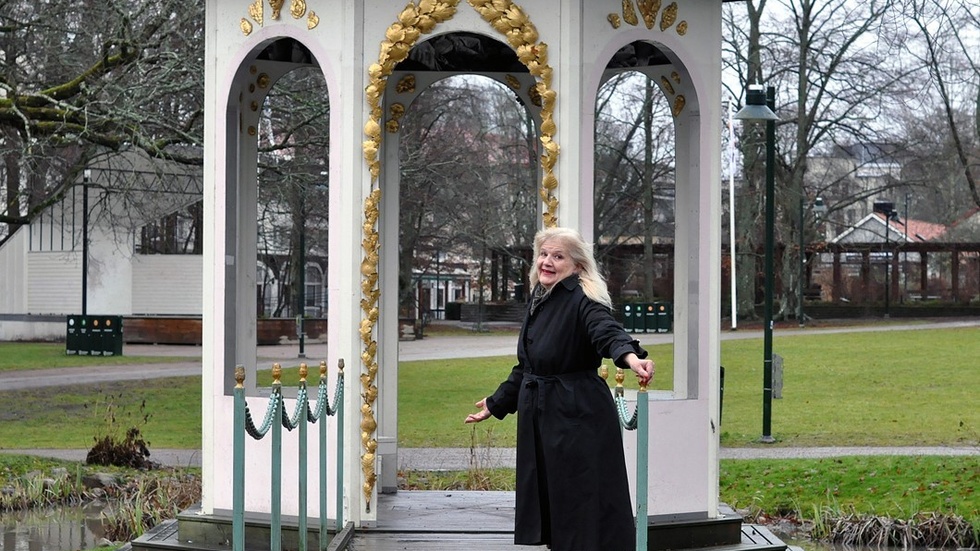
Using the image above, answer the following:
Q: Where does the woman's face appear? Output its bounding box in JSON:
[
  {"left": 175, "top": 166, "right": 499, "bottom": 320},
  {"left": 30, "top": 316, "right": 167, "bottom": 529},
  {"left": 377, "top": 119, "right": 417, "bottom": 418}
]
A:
[{"left": 536, "top": 239, "right": 579, "bottom": 289}]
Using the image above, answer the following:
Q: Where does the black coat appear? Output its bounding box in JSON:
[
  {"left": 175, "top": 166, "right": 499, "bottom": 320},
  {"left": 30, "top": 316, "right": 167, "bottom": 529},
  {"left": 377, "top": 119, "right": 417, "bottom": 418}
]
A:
[{"left": 486, "top": 275, "right": 647, "bottom": 551}]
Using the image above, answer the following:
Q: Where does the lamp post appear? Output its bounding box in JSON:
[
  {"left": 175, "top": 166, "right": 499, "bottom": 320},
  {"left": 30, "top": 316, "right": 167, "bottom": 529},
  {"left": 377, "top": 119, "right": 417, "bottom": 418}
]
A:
[
  {"left": 82, "top": 169, "right": 91, "bottom": 316},
  {"left": 735, "top": 84, "right": 779, "bottom": 443}
]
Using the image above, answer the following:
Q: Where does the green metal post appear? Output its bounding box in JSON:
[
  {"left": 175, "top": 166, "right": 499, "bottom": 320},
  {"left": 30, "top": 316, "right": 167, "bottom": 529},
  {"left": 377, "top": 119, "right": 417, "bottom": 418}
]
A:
[
  {"left": 271, "top": 388, "right": 283, "bottom": 551},
  {"left": 336, "top": 378, "right": 345, "bottom": 532},
  {"left": 233, "top": 370, "right": 246, "bottom": 551},
  {"left": 319, "top": 380, "right": 328, "bottom": 551},
  {"left": 635, "top": 390, "right": 649, "bottom": 551},
  {"left": 298, "top": 381, "right": 308, "bottom": 551},
  {"left": 761, "top": 86, "right": 776, "bottom": 443}
]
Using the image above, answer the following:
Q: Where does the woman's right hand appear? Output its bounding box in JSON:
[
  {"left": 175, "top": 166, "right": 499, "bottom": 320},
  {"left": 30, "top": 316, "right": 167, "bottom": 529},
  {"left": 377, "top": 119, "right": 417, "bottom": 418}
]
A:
[{"left": 464, "top": 397, "right": 492, "bottom": 424}]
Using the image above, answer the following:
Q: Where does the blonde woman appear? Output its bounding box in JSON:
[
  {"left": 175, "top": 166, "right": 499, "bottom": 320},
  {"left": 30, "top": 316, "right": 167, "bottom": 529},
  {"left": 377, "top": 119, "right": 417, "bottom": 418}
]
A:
[{"left": 466, "top": 226, "right": 654, "bottom": 551}]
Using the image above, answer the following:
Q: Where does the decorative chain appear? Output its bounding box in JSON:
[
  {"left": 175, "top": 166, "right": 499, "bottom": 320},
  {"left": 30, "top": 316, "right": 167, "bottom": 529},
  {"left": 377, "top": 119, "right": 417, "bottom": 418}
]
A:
[
  {"left": 244, "top": 387, "right": 280, "bottom": 439},
  {"left": 600, "top": 364, "right": 641, "bottom": 431},
  {"left": 616, "top": 394, "right": 639, "bottom": 431},
  {"left": 242, "top": 360, "right": 345, "bottom": 440}
]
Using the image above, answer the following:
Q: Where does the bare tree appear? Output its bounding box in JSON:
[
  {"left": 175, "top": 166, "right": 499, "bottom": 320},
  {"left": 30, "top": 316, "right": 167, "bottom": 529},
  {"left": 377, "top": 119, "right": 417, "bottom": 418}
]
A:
[
  {"left": 0, "top": 0, "right": 204, "bottom": 237},
  {"left": 725, "top": 0, "right": 906, "bottom": 319},
  {"left": 902, "top": 0, "right": 980, "bottom": 211},
  {"left": 593, "top": 71, "right": 675, "bottom": 301}
]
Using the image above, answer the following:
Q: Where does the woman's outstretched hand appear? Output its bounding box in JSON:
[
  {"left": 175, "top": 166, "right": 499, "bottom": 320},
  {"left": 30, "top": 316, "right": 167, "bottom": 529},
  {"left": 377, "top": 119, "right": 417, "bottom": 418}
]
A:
[
  {"left": 623, "top": 353, "right": 655, "bottom": 386},
  {"left": 465, "top": 397, "right": 492, "bottom": 424}
]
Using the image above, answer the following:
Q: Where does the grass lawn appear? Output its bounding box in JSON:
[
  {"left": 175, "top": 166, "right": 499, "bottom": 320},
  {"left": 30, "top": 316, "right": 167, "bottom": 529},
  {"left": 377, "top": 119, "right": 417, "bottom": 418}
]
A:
[
  {"left": 0, "top": 325, "right": 977, "bottom": 532},
  {"left": 2, "top": 326, "right": 976, "bottom": 450},
  {"left": 0, "top": 342, "right": 196, "bottom": 372}
]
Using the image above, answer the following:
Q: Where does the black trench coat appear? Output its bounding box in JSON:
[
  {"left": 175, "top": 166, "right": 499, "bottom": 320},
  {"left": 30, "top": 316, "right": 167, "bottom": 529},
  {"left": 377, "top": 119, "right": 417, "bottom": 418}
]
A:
[{"left": 486, "top": 275, "right": 647, "bottom": 551}]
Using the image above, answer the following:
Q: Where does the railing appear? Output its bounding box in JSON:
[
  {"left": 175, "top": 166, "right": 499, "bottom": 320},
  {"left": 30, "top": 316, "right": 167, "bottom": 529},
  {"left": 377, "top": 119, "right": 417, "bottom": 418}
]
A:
[
  {"left": 605, "top": 365, "right": 650, "bottom": 551},
  {"left": 232, "top": 359, "right": 345, "bottom": 551}
]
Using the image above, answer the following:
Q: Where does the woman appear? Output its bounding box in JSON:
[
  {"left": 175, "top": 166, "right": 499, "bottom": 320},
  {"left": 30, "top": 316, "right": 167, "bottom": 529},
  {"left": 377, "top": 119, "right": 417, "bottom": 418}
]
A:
[{"left": 465, "top": 226, "right": 654, "bottom": 551}]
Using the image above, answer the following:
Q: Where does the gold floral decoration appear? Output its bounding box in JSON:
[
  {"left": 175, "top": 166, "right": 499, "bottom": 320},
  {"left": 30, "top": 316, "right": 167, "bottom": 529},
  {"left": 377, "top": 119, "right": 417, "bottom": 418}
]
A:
[
  {"left": 396, "top": 74, "right": 416, "bottom": 94},
  {"left": 622, "top": 0, "right": 638, "bottom": 26},
  {"left": 672, "top": 94, "right": 686, "bottom": 117},
  {"left": 248, "top": 0, "right": 263, "bottom": 26},
  {"left": 308, "top": 11, "right": 319, "bottom": 30},
  {"left": 468, "top": 0, "right": 560, "bottom": 228},
  {"left": 659, "top": 71, "right": 686, "bottom": 118},
  {"left": 660, "top": 2, "right": 677, "bottom": 32},
  {"left": 240, "top": 18, "right": 253, "bottom": 36},
  {"left": 269, "top": 0, "right": 284, "bottom": 19},
  {"left": 290, "top": 0, "right": 307, "bottom": 19},
  {"left": 505, "top": 74, "right": 521, "bottom": 90},
  {"left": 360, "top": 0, "right": 462, "bottom": 512},
  {"left": 608, "top": 0, "right": 685, "bottom": 34},
  {"left": 637, "top": 0, "right": 661, "bottom": 29}
]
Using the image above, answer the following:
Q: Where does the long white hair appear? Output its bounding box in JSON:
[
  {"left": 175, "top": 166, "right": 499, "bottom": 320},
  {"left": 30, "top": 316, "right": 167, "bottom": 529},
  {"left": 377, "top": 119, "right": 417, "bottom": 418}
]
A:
[{"left": 529, "top": 227, "right": 613, "bottom": 309}]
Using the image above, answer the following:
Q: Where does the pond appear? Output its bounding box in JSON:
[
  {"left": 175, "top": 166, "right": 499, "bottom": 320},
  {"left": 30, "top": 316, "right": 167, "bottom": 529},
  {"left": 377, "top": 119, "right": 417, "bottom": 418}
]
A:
[{"left": 1, "top": 504, "right": 108, "bottom": 551}]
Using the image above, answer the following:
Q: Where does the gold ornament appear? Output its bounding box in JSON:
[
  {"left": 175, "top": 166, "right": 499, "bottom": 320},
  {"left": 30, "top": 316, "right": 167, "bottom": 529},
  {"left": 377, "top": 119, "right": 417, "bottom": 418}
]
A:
[
  {"left": 607, "top": 13, "right": 621, "bottom": 29},
  {"left": 637, "top": 0, "right": 661, "bottom": 29},
  {"left": 248, "top": 0, "right": 263, "bottom": 25},
  {"left": 660, "top": 76, "right": 675, "bottom": 96},
  {"left": 240, "top": 18, "right": 253, "bottom": 36},
  {"left": 676, "top": 20, "right": 687, "bottom": 35},
  {"left": 672, "top": 94, "right": 686, "bottom": 117},
  {"left": 290, "top": 0, "right": 306, "bottom": 19},
  {"left": 622, "top": 0, "right": 638, "bottom": 26},
  {"left": 660, "top": 2, "right": 677, "bottom": 31},
  {"left": 269, "top": 0, "right": 284, "bottom": 20},
  {"left": 396, "top": 74, "right": 416, "bottom": 93},
  {"left": 308, "top": 11, "right": 319, "bottom": 30}
]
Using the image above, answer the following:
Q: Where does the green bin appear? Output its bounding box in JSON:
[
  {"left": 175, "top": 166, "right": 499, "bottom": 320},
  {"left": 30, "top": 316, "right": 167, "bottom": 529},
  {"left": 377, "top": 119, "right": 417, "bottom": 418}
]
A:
[
  {"left": 76, "top": 316, "right": 92, "bottom": 356},
  {"left": 622, "top": 303, "right": 636, "bottom": 332},
  {"left": 101, "top": 316, "right": 124, "bottom": 356},
  {"left": 643, "top": 303, "right": 657, "bottom": 333},
  {"left": 88, "top": 317, "right": 105, "bottom": 356},
  {"left": 66, "top": 315, "right": 84, "bottom": 355},
  {"left": 656, "top": 301, "right": 672, "bottom": 333}
]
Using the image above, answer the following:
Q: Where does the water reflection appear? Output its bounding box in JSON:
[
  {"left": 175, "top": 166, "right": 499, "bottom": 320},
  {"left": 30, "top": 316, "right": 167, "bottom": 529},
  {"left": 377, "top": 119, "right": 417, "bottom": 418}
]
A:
[{"left": 1, "top": 504, "right": 107, "bottom": 551}]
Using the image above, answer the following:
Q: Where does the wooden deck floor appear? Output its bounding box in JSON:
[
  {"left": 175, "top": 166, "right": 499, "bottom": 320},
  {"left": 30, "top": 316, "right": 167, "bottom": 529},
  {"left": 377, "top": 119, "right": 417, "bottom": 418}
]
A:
[{"left": 349, "top": 491, "right": 544, "bottom": 550}]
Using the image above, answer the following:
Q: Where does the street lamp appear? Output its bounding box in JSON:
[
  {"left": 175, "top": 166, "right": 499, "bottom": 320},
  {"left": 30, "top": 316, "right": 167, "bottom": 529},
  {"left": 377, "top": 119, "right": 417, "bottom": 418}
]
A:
[
  {"left": 82, "top": 169, "right": 91, "bottom": 316},
  {"left": 735, "top": 84, "right": 779, "bottom": 443}
]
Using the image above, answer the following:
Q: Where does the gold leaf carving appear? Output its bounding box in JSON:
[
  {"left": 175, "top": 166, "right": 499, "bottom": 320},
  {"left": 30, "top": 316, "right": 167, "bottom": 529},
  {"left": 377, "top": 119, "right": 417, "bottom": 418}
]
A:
[
  {"left": 607, "top": 13, "right": 621, "bottom": 29},
  {"left": 248, "top": 0, "right": 263, "bottom": 26},
  {"left": 389, "top": 103, "right": 406, "bottom": 119},
  {"left": 622, "top": 0, "right": 638, "bottom": 26},
  {"left": 676, "top": 20, "right": 687, "bottom": 35},
  {"left": 637, "top": 0, "right": 661, "bottom": 29},
  {"left": 290, "top": 0, "right": 306, "bottom": 19},
  {"left": 672, "top": 94, "right": 686, "bottom": 117},
  {"left": 671, "top": 71, "right": 681, "bottom": 84},
  {"left": 308, "top": 11, "right": 319, "bottom": 30},
  {"left": 396, "top": 74, "right": 416, "bottom": 94},
  {"left": 660, "top": 76, "right": 675, "bottom": 96},
  {"left": 660, "top": 2, "right": 677, "bottom": 31},
  {"left": 528, "top": 84, "right": 541, "bottom": 107},
  {"left": 269, "top": 0, "right": 284, "bottom": 19},
  {"left": 385, "top": 120, "right": 400, "bottom": 133},
  {"left": 505, "top": 74, "right": 521, "bottom": 90},
  {"left": 240, "top": 18, "right": 253, "bottom": 35}
]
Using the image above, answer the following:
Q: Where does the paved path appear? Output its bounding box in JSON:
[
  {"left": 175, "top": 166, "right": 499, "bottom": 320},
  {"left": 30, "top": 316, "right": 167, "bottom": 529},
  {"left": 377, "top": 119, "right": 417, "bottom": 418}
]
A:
[{"left": 2, "top": 318, "right": 978, "bottom": 468}]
